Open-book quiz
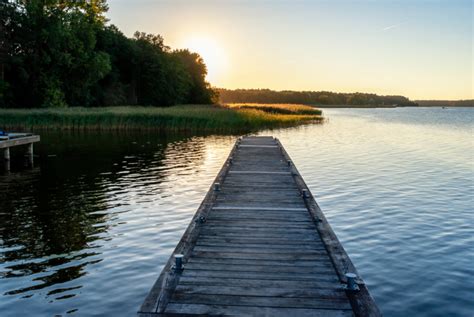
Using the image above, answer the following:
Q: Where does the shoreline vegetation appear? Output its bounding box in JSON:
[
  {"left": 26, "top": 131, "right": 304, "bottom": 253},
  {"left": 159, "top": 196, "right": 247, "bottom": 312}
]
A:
[
  {"left": 217, "top": 88, "right": 473, "bottom": 108},
  {"left": 0, "top": 104, "right": 323, "bottom": 132}
]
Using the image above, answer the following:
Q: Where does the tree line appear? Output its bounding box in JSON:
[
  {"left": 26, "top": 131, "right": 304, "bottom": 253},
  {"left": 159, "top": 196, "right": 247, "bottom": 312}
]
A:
[
  {"left": 217, "top": 88, "right": 419, "bottom": 107},
  {"left": 415, "top": 100, "right": 473, "bottom": 107},
  {"left": 0, "top": 0, "right": 216, "bottom": 108}
]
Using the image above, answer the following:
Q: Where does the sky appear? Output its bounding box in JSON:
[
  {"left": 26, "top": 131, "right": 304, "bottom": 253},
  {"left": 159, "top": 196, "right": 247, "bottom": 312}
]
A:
[{"left": 107, "top": 0, "right": 473, "bottom": 100}]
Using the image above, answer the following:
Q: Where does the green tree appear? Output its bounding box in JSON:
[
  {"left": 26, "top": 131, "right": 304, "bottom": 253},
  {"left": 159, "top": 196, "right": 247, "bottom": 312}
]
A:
[
  {"left": 1, "top": 0, "right": 216, "bottom": 108},
  {"left": 173, "top": 49, "right": 216, "bottom": 104}
]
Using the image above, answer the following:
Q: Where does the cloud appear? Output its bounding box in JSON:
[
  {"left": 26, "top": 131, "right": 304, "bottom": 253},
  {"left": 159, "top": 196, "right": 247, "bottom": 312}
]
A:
[{"left": 382, "top": 22, "right": 404, "bottom": 31}]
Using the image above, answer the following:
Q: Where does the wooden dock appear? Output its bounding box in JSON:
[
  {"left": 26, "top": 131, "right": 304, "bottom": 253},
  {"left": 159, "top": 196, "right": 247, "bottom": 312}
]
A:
[
  {"left": 139, "top": 136, "right": 380, "bottom": 316},
  {"left": 0, "top": 133, "right": 40, "bottom": 170}
]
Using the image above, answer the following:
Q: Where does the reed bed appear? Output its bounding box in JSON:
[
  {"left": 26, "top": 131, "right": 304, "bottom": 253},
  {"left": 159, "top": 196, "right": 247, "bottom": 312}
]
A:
[
  {"left": 0, "top": 104, "right": 323, "bottom": 132},
  {"left": 226, "top": 103, "right": 323, "bottom": 115}
]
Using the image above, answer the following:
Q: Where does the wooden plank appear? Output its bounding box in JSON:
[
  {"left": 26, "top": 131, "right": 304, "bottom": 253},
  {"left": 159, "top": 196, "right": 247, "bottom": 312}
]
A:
[
  {"left": 181, "top": 270, "right": 339, "bottom": 282},
  {"left": 229, "top": 171, "right": 291, "bottom": 175},
  {"left": 196, "top": 236, "right": 323, "bottom": 245},
  {"left": 221, "top": 184, "right": 300, "bottom": 190},
  {"left": 209, "top": 210, "right": 311, "bottom": 218},
  {"left": 169, "top": 293, "right": 352, "bottom": 310},
  {"left": 212, "top": 206, "right": 307, "bottom": 211},
  {"left": 198, "top": 233, "right": 320, "bottom": 242},
  {"left": 0, "top": 135, "right": 40, "bottom": 149},
  {"left": 217, "top": 192, "right": 300, "bottom": 198},
  {"left": 198, "top": 223, "right": 317, "bottom": 231},
  {"left": 197, "top": 226, "right": 319, "bottom": 234},
  {"left": 187, "top": 257, "right": 333, "bottom": 268},
  {"left": 174, "top": 285, "right": 347, "bottom": 299},
  {"left": 163, "top": 303, "right": 353, "bottom": 317},
  {"left": 198, "top": 232, "right": 320, "bottom": 240},
  {"left": 192, "top": 246, "right": 328, "bottom": 255},
  {"left": 205, "top": 218, "right": 316, "bottom": 226},
  {"left": 207, "top": 211, "right": 315, "bottom": 220},
  {"left": 191, "top": 251, "right": 332, "bottom": 262},
  {"left": 183, "top": 262, "right": 335, "bottom": 275},
  {"left": 237, "top": 145, "right": 279, "bottom": 148},
  {"left": 196, "top": 239, "right": 326, "bottom": 251},
  {"left": 177, "top": 276, "right": 341, "bottom": 289},
  {"left": 205, "top": 213, "right": 311, "bottom": 221}
]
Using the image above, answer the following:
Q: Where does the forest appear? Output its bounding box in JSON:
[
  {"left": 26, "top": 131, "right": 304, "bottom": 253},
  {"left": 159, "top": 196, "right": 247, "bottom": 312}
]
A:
[
  {"left": 0, "top": 0, "right": 216, "bottom": 108},
  {"left": 217, "top": 88, "right": 419, "bottom": 107},
  {"left": 415, "top": 99, "right": 473, "bottom": 107}
]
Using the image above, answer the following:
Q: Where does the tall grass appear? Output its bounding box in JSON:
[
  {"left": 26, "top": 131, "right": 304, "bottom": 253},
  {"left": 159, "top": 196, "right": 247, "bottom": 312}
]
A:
[
  {"left": 0, "top": 104, "right": 323, "bottom": 132},
  {"left": 226, "top": 103, "right": 323, "bottom": 115}
]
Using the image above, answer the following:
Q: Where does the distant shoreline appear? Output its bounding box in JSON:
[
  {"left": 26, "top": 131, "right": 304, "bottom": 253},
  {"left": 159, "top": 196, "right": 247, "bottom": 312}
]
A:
[{"left": 316, "top": 104, "right": 473, "bottom": 108}]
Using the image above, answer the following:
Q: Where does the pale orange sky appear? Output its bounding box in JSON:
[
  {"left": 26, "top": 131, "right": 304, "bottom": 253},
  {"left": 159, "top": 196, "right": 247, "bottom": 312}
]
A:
[{"left": 107, "top": 0, "right": 473, "bottom": 100}]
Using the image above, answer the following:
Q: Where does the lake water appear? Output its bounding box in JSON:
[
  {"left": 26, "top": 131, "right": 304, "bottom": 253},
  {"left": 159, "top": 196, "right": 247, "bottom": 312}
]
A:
[{"left": 0, "top": 107, "right": 472, "bottom": 316}]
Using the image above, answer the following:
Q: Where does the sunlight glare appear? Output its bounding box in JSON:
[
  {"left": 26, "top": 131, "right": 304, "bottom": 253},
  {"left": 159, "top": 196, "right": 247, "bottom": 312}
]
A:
[{"left": 182, "top": 36, "right": 228, "bottom": 85}]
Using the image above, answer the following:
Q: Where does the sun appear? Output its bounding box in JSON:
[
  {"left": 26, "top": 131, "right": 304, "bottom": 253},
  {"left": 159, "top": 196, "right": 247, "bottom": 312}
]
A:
[{"left": 182, "top": 36, "right": 228, "bottom": 84}]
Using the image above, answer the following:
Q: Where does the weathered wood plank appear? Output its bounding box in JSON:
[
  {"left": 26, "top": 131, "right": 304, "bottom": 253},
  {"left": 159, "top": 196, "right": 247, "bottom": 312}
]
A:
[
  {"left": 195, "top": 241, "right": 325, "bottom": 250},
  {"left": 183, "top": 262, "right": 335, "bottom": 274},
  {"left": 163, "top": 303, "right": 353, "bottom": 317},
  {"left": 181, "top": 269, "right": 339, "bottom": 282},
  {"left": 237, "top": 145, "right": 279, "bottom": 148},
  {"left": 174, "top": 285, "right": 347, "bottom": 299},
  {"left": 196, "top": 236, "right": 323, "bottom": 245},
  {"left": 169, "top": 293, "right": 352, "bottom": 310},
  {"left": 198, "top": 232, "right": 321, "bottom": 240},
  {"left": 199, "top": 229, "right": 317, "bottom": 237},
  {"left": 187, "top": 257, "right": 333, "bottom": 268},
  {"left": 206, "top": 214, "right": 311, "bottom": 222},
  {"left": 212, "top": 206, "right": 307, "bottom": 211},
  {"left": 177, "top": 276, "right": 341, "bottom": 289},
  {"left": 229, "top": 171, "right": 291, "bottom": 175},
  {"left": 192, "top": 245, "right": 328, "bottom": 255},
  {"left": 0, "top": 135, "right": 40, "bottom": 149},
  {"left": 189, "top": 251, "right": 336, "bottom": 264},
  {"left": 202, "top": 220, "right": 316, "bottom": 229}
]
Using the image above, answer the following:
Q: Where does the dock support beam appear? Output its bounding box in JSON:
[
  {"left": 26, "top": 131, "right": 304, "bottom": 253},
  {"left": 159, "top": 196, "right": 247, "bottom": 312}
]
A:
[
  {"left": 3, "top": 147, "right": 10, "bottom": 171},
  {"left": 4, "top": 147, "right": 10, "bottom": 161},
  {"left": 26, "top": 143, "right": 34, "bottom": 166}
]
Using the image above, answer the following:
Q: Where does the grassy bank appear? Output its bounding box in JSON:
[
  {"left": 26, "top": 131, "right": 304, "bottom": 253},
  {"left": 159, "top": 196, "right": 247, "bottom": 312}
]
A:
[{"left": 0, "top": 104, "right": 323, "bottom": 132}]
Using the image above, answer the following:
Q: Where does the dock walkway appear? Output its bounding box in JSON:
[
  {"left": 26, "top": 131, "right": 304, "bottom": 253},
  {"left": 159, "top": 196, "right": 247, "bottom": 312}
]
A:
[
  {"left": 0, "top": 133, "right": 40, "bottom": 170},
  {"left": 139, "top": 136, "right": 380, "bottom": 316}
]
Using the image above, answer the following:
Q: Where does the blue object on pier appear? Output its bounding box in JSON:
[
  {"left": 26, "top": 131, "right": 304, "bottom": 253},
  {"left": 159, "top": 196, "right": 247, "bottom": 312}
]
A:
[{"left": 0, "top": 130, "right": 6, "bottom": 136}]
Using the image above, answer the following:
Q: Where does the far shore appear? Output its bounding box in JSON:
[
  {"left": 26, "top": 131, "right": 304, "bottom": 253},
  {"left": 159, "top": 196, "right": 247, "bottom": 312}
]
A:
[{"left": 315, "top": 104, "right": 473, "bottom": 108}]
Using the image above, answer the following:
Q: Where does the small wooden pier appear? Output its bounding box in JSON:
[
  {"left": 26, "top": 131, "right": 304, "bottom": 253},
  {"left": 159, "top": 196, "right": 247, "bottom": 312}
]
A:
[
  {"left": 0, "top": 133, "right": 40, "bottom": 170},
  {"left": 139, "top": 136, "right": 380, "bottom": 316}
]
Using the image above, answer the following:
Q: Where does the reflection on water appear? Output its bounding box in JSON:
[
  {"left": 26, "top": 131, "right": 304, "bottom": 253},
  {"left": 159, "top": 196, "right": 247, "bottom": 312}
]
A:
[
  {"left": 0, "top": 132, "right": 236, "bottom": 316},
  {"left": 0, "top": 108, "right": 473, "bottom": 317}
]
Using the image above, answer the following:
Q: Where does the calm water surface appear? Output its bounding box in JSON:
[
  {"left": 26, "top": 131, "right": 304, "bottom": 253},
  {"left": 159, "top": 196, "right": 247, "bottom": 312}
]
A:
[{"left": 0, "top": 107, "right": 472, "bottom": 316}]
